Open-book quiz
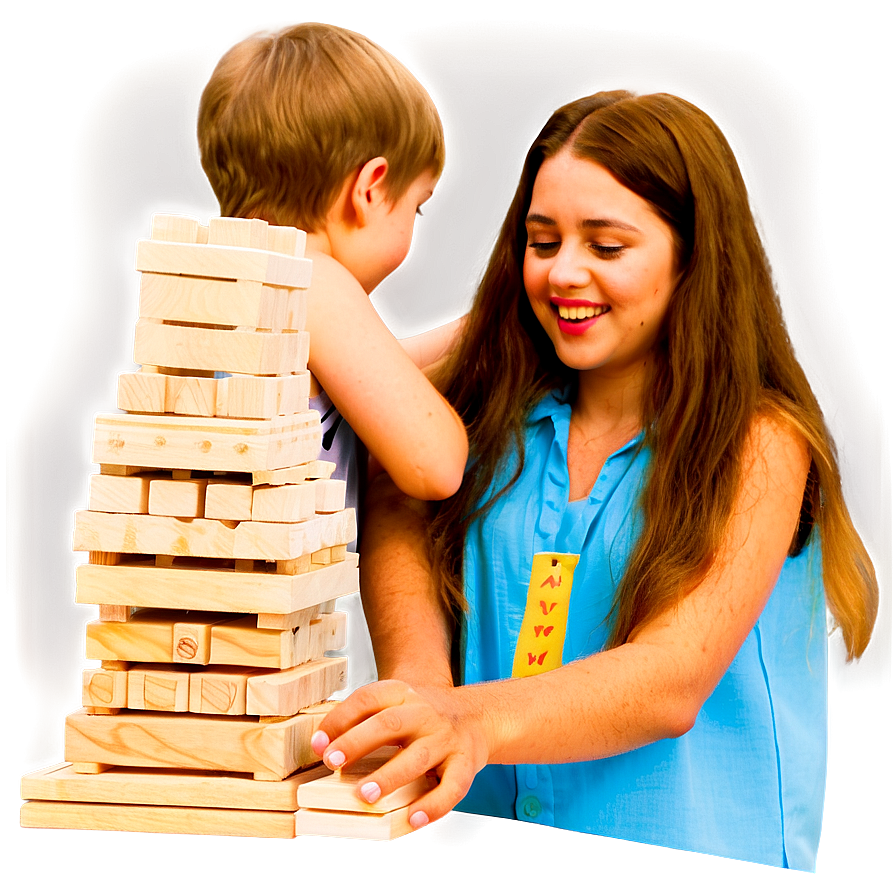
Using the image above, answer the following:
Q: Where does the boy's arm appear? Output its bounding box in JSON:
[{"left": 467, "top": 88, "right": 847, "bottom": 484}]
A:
[
  {"left": 399, "top": 316, "right": 467, "bottom": 376},
  {"left": 304, "top": 252, "right": 468, "bottom": 501}
]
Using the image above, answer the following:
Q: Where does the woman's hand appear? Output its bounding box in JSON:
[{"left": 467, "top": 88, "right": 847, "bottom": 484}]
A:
[{"left": 310, "top": 680, "right": 491, "bottom": 829}]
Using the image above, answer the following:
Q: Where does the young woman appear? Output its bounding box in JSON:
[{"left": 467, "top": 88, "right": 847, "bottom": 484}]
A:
[{"left": 311, "top": 90, "right": 878, "bottom": 870}]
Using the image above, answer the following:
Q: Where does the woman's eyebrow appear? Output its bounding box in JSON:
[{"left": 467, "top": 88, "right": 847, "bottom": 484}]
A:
[{"left": 525, "top": 213, "right": 641, "bottom": 233}]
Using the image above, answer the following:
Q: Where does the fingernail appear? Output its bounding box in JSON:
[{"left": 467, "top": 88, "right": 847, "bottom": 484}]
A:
[
  {"left": 310, "top": 730, "right": 329, "bottom": 755},
  {"left": 360, "top": 782, "right": 381, "bottom": 803},
  {"left": 325, "top": 749, "right": 345, "bottom": 769},
  {"left": 409, "top": 810, "right": 429, "bottom": 830}
]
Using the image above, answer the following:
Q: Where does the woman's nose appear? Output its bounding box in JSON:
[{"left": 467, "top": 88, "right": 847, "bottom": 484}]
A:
[{"left": 547, "top": 245, "right": 589, "bottom": 291}]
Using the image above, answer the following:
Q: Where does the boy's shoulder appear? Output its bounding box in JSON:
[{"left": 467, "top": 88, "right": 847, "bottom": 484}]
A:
[{"left": 305, "top": 249, "right": 367, "bottom": 299}]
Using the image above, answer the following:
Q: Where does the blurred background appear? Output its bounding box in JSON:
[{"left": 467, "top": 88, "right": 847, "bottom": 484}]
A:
[{"left": 3, "top": 1, "right": 892, "bottom": 889}]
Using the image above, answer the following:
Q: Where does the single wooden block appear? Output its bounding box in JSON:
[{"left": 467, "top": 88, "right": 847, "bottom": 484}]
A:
[
  {"left": 204, "top": 482, "right": 254, "bottom": 521},
  {"left": 294, "top": 805, "right": 414, "bottom": 840},
  {"left": 188, "top": 668, "right": 250, "bottom": 715},
  {"left": 253, "top": 460, "right": 336, "bottom": 486},
  {"left": 99, "top": 605, "right": 131, "bottom": 622},
  {"left": 266, "top": 225, "right": 306, "bottom": 257},
  {"left": 128, "top": 666, "right": 190, "bottom": 712},
  {"left": 87, "top": 472, "right": 155, "bottom": 514},
  {"left": 251, "top": 482, "right": 316, "bottom": 523},
  {"left": 166, "top": 374, "right": 218, "bottom": 416},
  {"left": 208, "top": 216, "right": 269, "bottom": 249},
  {"left": 139, "top": 272, "right": 304, "bottom": 331},
  {"left": 76, "top": 561, "right": 360, "bottom": 616},
  {"left": 117, "top": 370, "right": 167, "bottom": 414},
  {"left": 86, "top": 612, "right": 177, "bottom": 664},
  {"left": 134, "top": 320, "right": 310, "bottom": 377},
  {"left": 314, "top": 478, "right": 346, "bottom": 513},
  {"left": 21, "top": 799, "right": 298, "bottom": 838},
  {"left": 21, "top": 761, "right": 329, "bottom": 811},
  {"left": 151, "top": 214, "right": 200, "bottom": 244},
  {"left": 91, "top": 410, "right": 322, "bottom": 473},
  {"left": 209, "top": 616, "right": 296, "bottom": 669},
  {"left": 135, "top": 239, "right": 312, "bottom": 289},
  {"left": 217, "top": 372, "right": 311, "bottom": 420},
  {"left": 64, "top": 709, "right": 317, "bottom": 779},
  {"left": 297, "top": 747, "right": 435, "bottom": 814},
  {"left": 83, "top": 668, "right": 128, "bottom": 710},
  {"left": 73, "top": 509, "right": 357, "bottom": 563},
  {"left": 246, "top": 656, "right": 347, "bottom": 717},
  {"left": 148, "top": 477, "right": 209, "bottom": 518}
]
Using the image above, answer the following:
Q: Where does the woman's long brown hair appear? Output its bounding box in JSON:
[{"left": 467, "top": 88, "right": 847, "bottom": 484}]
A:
[{"left": 431, "top": 91, "right": 877, "bottom": 660}]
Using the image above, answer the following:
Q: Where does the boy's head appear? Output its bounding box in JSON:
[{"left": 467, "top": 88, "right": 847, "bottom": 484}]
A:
[{"left": 198, "top": 23, "right": 445, "bottom": 231}]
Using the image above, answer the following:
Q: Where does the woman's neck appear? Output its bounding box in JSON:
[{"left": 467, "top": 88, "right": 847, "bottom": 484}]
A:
[{"left": 565, "top": 367, "right": 646, "bottom": 501}]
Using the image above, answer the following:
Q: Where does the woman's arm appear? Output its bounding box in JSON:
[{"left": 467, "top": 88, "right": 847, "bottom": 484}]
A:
[
  {"left": 358, "top": 473, "right": 454, "bottom": 688},
  {"left": 305, "top": 251, "right": 467, "bottom": 501},
  {"left": 399, "top": 316, "right": 467, "bottom": 377},
  {"left": 314, "top": 414, "right": 811, "bottom": 827}
]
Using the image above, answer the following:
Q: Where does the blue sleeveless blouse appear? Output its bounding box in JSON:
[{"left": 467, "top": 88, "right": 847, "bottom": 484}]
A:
[{"left": 457, "top": 390, "right": 827, "bottom": 870}]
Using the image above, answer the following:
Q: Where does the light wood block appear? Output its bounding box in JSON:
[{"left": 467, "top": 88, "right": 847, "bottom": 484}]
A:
[
  {"left": 314, "top": 478, "right": 346, "bottom": 513},
  {"left": 64, "top": 710, "right": 317, "bottom": 779},
  {"left": 135, "top": 239, "right": 313, "bottom": 289},
  {"left": 76, "top": 561, "right": 359, "bottom": 616},
  {"left": 148, "top": 477, "right": 208, "bottom": 518},
  {"left": 297, "top": 748, "right": 435, "bottom": 814},
  {"left": 253, "top": 460, "right": 336, "bottom": 486},
  {"left": 208, "top": 216, "right": 269, "bottom": 249},
  {"left": 151, "top": 214, "right": 200, "bottom": 244},
  {"left": 73, "top": 510, "right": 357, "bottom": 562},
  {"left": 139, "top": 273, "right": 305, "bottom": 331},
  {"left": 209, "top": 616, "right": 296, "bottom": 669},
  {"left": 133, "top": 320, "right": 310, "bottom": 376},
  {"left": 86, "top": 611, "right": 178, "bottom": 664},
  {"left": 127, "top": 666, "right": 190, "bottom": 711},
  {"left": 294, "top": 806, "right": 414, "bottom": 840},
  {"left": 167, "top": 374, "right": 218, "bottom": 416},
  {"left": 251, "top": 482, "right": 316, "bottom": 523},
  {"left": 266, "top": 225, "right": 306, "bottom": 257},
  {"left": 117, "top": 370, "right": 167, "bottom": 414},
  {"left": 88, "top": 473, "right": 156, "bottom": 514},
  {"left": 204, "top": 482, "right": 254, "bottom": 521},
  {"left": 246, "top": 656, "right": 347, "bottom": 717},
  {"left": 21, "top": 799, "right": 298, "bottom": 838},
  {"left": 188, "top": 668, "right": 250, "bottom": 714},
  {"left": 91, "top": 411, "right": 321, "bottom": 473},
  {"left": 217, "top": 372, "right": 310, "bottom": 419},
  {"left": 21, "top": 761, "right": 329, "bottom": 810},
  {"left": 83, "top": 668, "right": 128, "bottom": 710}
]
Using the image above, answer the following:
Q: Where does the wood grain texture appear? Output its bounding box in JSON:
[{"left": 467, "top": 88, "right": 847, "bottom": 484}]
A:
[
  {"left": 64, "top": 709, "right": 317, "bottom": 779},
  {"left": 76, "top": 557, "right": 359, "bottom": 614},
  {"left": 91, "top": 411, "right": 321, "bottom": 473},
  {"left": 135, "top": 239, "right": 312, "bottom": 289}
]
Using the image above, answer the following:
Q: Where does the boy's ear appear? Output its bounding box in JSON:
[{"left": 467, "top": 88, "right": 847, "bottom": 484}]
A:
[{"left": 350, "top": 157, "right": 390, "bottom": 227}]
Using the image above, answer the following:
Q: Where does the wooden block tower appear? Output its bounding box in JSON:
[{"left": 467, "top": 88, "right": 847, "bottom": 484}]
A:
[{"left": 20, "top": 214, "right": 432, "bottom": 839}]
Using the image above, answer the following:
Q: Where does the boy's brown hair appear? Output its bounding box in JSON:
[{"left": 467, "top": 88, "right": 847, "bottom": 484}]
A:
[{"left": 198, "top": 23, "right": 445, "bottom": 230}]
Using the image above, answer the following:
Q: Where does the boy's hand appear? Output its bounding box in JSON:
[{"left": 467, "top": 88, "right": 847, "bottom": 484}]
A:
[{"left": 310, "top": 680, "right": 490, "bottom": 829}]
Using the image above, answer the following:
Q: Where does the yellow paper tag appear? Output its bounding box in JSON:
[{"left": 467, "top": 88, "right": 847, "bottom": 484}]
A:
[{"left": 511, "top": 552, "right": 579, "bottom": 678}]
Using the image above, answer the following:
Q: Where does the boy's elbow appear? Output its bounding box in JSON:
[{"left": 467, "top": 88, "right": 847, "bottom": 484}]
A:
[{"left": 394, "top": 450, "right": 467, "bottom": 502}]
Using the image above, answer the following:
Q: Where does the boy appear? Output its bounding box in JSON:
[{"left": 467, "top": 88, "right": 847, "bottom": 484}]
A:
[{"left": 198, "top": 23, "right": 467, "bottom": 514}]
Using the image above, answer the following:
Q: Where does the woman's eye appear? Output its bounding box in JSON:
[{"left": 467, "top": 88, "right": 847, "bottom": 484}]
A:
[
  {"left": 592, "top": 244, "right": 624, "bottom": 258},
  {"left": 528, "top": 240, "right": 560, "bottom": 255}
]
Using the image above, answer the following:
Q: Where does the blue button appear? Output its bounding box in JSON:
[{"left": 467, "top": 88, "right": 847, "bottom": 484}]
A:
[{"left": 520, "top": 796, "right": 542, "bottom": 819}]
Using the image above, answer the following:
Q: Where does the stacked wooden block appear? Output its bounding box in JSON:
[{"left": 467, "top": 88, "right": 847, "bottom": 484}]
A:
[{"left": 20, "top": 214, "right": 430, "bottom": 839}]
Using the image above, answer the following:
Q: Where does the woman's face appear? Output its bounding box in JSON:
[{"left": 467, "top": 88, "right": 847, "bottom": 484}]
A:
[{"left": 523, "top": 150, "right": 678, "bottom": 383}]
